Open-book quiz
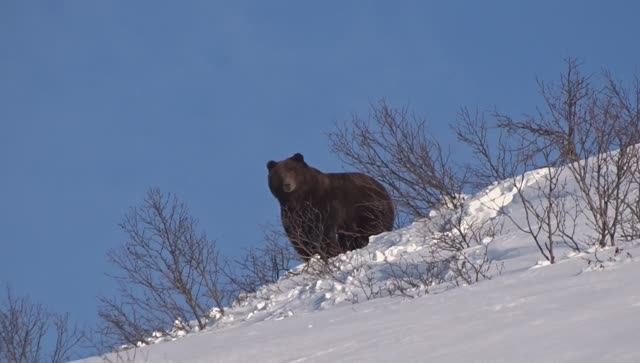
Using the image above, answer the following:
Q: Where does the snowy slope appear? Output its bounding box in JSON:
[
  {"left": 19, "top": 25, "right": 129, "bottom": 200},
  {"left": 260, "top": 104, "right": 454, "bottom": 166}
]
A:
[
  {"left": 84, "top": 246, "right": 640, "bottom": 363},
  {"left": 80, "top": 166, "right": 640, "bottom": 363}
]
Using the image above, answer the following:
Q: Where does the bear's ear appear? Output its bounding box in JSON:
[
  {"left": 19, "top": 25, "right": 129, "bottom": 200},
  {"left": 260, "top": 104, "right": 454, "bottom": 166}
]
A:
[
  {"left": 267, "top": 160, "right": 277, "bottom": 171},
  {"left": 291, "top": 153, "right": 305, "bottom": 163}
]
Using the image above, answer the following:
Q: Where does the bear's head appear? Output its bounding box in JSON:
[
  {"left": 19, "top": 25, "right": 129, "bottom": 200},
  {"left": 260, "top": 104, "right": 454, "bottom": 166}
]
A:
[{"left": 266, "top": 153, "right": 310, "bottom": 200}]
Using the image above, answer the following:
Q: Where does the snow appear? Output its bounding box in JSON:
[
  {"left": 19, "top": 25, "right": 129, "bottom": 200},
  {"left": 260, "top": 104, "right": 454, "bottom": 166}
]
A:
[{"left": 78, "top": 162, "right": 640, "bottom": 363}]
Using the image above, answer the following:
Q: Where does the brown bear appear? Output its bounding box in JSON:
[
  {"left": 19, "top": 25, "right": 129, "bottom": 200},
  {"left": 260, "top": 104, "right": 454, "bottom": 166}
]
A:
[{"left": 267, "top": 153, "right": 394, "bottom": 261}]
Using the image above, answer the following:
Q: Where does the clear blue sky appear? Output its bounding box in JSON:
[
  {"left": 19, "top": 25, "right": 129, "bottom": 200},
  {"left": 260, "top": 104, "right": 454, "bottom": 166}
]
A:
[{"left": 1, "top": 0, "right": 639, "bottom": 341}]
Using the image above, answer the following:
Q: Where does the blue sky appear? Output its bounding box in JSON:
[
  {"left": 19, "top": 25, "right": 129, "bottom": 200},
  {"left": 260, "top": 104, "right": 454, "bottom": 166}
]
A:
[{"left": 1, "top": 0, "right": 639, "bottom": 346}]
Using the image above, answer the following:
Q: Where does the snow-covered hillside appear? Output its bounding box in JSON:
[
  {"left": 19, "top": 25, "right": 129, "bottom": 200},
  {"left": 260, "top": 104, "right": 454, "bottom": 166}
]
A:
[{"left": 80, "top": 165, "right": 640, "bottom": 363}]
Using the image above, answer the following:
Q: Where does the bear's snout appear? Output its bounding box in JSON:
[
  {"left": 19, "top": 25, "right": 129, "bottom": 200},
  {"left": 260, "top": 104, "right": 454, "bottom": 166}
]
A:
[{"left": 283, "top": 180, "right": 296, "bottom": 192}]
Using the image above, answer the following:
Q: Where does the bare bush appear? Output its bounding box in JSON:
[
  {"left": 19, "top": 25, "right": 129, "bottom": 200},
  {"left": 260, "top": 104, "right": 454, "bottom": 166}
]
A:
[
  {"left": 97, "top": 188, "right": 229, "bottom": 349},
  {"left": 457, "top": 111, "right": 583, "bottom": 263},
  {"left": 280, "top": 202, "right": 343, "bottom": 262},
  {"left": 496, "top": 59, "right": 640, "bottom": 247},
  {"left": 621, "top": 169, "right": 640, "bottom": 240},
  {"left": 224, "top": 225, "right": 300, "bottom": 295},
  {"left": 277, "top": 198, "right": 391, "bottom": 266},
  {"left": 508, "top": 157, "right": 582, "bottom": 263},
  {"left": 455, "top": 59, "right": 640, "bottom": 264},
  {"left": 424, "top": 202, "right": 501, "bottom": 284},
  {"left": 0, "top": 289, "right": 47, "bottom": 363},
  {"left": 50, "top": 313, "right": 84, "bottom": 363},
  {"left": 329, "top": 99, "right": 465, "bottom": 220},
  {"left": 383, "top": 254, "right": 452, "bottom": 298},
  {"left": 0, "top": 287, "right": 83, "bottom": 363},
  {"left": 328, "top": 99, "right": 499, "bottom": 296},
  {"left": 325, "top": 199, "right": 501, "bottom": 304},
  {"left": 611, "top": 75, "right": 640, "bottom": 241},
  {"left": 455, "top": 107, "right": 523, "bottom": 189},
  {"left": 345, "top": 263, "right": 384, "bottom": 303}
]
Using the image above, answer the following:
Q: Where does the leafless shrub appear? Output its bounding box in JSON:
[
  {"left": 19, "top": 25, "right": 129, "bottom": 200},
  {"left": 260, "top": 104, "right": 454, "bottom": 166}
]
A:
[
  {"left": 94, "top": 301, "right": 153, "bottom": 350},
  {"left": 425, "top": 203, "right": 502, "bottom": 284},
  {"left": 0, "top": 288, "right": 48, "bottom": 363},
  {"left": 562, "top": 135, "right": 638, "bottom": 249},
  {"left": 582, "top": 245, "right": 634, "bottom": 271},
  {"left": 339, "top": 227, "right": 498, "bottom": 302},
  {"left": 455, "top": 107, "right": 523, "bottom": 189},
  {"left": 280, "top": 202, "right": 343, "bottom": 262},
  {"left": 508, "top": 166, "right": 581, "bottom": 264},
  {"left": 383, "top": 253, "right": 452, "bottom": 298},
  {"left": 614, "top": 76, "right": 640, "bottom": 241},
  {"left": 0, "top": 287, "right": 83, "bottom": 363},
  {"left": 329, "top": 99, "right": 465, "bottom": 221},
  {"left": 328, "top": 202, "right": 501, "bottom": 303},
  {"left": 456, "top": 59, "right": 640, "bottom": 262},
  {"left": 224, "top": 225, "right": 300, "bottom": 295},
  {"left": 50, "top": 313, "right": 84, "bottom": 363},
  {"left": 278, "top": 194, "right": 392, "bottom": 266},
  {"left": 97, "top": 188, "right": 229, "bottom": 349},
  {"left": 328, "top": 99, "right": 499, "bottom": 296},
  {"left": 495, "top": 59, "right": 640, "bottom": 248},
  {"left": 457, "top": 110, "right": 584, "bottom": 263},
  {"left": 621, "top": 171, "right": 640, "bottom": 240},
  {"left": 341, "top": 260, "right": 385, "bottom": 304}
]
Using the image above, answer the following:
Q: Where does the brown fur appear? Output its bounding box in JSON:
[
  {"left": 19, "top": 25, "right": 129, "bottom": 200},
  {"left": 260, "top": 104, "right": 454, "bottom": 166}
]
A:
[{"left": 267, "top": 153, "right": 395, "bottom": 261}]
